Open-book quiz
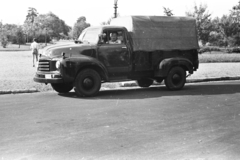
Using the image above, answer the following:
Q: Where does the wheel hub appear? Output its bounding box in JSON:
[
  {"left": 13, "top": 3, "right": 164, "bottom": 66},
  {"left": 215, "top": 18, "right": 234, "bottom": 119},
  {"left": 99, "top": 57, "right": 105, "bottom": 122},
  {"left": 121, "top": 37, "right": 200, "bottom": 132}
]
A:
[
  {"left": 83, "top": 77, "right": 93, "bottom": 89},
  {"left": 172, "top": 74, "right": 181, "bottom": 85}
]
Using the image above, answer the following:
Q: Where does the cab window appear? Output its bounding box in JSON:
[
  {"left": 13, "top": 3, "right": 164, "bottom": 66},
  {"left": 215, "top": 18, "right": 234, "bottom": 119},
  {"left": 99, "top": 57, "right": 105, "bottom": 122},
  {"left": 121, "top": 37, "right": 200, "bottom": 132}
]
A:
[{"left": 101, "top": 30, "right": 125, "bottom": 44}]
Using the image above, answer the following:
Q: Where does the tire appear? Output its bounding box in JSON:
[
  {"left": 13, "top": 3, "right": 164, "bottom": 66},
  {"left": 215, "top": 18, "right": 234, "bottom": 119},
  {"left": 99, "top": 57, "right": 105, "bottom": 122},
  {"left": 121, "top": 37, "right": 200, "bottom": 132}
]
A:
[
  {"left": 164, "top": 66, "right": 186, "bottom": 90},
  {"left": 51, "top": 83, "right": 73, "bottom": 93},
  {"left": 74, "top": 69, "right": 101, "bottom": 97},
  {"left": 137, "top": 78, "right": 153, "bottom": 87}
]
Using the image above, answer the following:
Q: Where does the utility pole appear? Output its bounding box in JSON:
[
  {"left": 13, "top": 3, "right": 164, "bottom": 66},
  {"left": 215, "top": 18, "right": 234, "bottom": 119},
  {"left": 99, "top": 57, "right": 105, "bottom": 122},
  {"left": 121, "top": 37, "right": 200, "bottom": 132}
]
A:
[
  {"left": 114, "top": 0, "right": 118, "bottom": 18},
  {"left": 45, "top": 28, "right": 48, "bottom": 46}
]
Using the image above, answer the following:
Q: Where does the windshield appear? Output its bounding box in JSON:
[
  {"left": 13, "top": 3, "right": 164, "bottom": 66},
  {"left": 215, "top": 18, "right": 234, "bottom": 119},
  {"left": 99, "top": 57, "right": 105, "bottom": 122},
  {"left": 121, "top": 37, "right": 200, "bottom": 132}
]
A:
[{"left": 78, "top": 28, "right": 102, "bottom": 44}]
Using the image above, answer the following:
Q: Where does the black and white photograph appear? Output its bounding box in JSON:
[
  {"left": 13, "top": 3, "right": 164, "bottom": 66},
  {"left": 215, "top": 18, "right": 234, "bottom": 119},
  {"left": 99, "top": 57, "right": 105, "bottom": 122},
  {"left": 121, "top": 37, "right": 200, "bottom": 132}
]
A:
[{"left": 1, "top": 0, "right": 240, "bottom": 159}]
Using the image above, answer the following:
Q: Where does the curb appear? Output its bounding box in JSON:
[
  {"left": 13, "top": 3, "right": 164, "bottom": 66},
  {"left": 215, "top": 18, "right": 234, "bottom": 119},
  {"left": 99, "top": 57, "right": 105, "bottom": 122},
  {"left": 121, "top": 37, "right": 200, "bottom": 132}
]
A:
[
  {"left": 0, "top": 89, "right": 39, "bottom": 95},
  {"left": 1, "top": 77, "right": 240, "bottom": 95},
  {"left": 120, "top": 76, "right": 240, "bottom": 87}
]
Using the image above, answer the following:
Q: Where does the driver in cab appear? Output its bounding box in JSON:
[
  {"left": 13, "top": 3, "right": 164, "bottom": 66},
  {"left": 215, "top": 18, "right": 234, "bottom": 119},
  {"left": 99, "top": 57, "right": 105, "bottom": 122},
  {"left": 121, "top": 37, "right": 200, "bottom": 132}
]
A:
[{"left": 107, "top": 32, "right": 121, "bottom": 44}]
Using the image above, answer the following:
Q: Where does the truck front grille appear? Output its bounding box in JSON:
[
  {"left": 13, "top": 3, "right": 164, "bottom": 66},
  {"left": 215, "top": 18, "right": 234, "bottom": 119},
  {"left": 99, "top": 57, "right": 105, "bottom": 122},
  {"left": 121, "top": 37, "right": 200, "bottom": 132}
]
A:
[{"left": 38, "top": 60, "right": 50, "bottom": 71}]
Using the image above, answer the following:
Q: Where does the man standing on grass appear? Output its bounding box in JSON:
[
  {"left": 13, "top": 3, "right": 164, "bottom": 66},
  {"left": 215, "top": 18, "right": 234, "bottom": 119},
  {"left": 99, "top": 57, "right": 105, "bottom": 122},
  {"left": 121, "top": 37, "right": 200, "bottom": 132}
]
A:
[{"left": 30, "top": 38, "right": 39, "bottom": 67}]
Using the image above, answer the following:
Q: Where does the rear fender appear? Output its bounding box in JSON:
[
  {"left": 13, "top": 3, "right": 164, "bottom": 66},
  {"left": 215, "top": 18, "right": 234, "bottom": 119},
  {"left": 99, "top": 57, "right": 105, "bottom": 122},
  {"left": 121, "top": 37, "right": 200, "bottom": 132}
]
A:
[{"left": 156, "top": 58, "right": 194, "bottom": 77}]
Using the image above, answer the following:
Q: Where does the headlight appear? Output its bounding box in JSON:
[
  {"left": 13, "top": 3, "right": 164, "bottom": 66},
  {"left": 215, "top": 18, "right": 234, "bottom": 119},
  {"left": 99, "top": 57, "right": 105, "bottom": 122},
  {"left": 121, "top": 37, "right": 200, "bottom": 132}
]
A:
[{"left": 55, "top": 61, "right": 61, "bottom": 69}]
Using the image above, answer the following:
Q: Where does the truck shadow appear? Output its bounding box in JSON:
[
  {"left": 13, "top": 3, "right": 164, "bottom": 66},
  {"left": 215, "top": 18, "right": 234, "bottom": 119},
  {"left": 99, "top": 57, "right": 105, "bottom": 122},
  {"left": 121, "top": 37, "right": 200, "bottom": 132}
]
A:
[{"left": 59, "top": 81, "right": 240, "bottom": 99}]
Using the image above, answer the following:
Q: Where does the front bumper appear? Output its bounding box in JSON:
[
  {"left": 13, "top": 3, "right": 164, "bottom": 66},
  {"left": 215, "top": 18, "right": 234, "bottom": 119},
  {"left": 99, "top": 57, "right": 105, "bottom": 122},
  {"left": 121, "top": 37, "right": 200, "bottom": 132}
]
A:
[{"left": 33, "top": 72, "right": 64, "bottom": 84}]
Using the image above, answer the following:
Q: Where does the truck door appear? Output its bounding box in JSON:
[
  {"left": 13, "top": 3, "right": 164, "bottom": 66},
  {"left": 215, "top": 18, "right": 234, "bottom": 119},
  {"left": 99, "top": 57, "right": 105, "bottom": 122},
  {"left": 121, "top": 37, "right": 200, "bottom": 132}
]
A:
[{"left": 98, "top": 30, "right": 131, "bottom": 78}]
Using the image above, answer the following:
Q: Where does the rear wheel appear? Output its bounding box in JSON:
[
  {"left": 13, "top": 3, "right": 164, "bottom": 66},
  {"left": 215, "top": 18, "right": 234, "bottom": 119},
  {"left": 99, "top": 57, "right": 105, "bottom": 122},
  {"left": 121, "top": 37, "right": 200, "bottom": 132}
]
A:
[
  {"left": 74, "top": 69, "right": 101, "bottom": 97},
  {"left": 137, "top": 78, "right": 153, "bottom": 87},
  {"left": 51, "top": 83, "right": 73, "bottom": 93},
  {"left": 165, "top": 66, "right": 186, "bottom": 90}
]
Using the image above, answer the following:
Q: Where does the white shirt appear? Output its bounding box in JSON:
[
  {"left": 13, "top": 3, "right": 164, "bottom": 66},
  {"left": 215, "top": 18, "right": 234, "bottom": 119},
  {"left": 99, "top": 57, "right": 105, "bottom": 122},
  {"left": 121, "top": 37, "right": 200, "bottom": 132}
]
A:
[{"left": 30, "top": 42, "right": 39, "bottom": 51}]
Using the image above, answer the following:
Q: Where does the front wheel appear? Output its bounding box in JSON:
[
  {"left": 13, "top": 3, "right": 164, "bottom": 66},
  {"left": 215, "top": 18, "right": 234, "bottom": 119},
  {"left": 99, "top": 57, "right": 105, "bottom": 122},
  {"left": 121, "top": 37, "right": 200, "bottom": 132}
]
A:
[
  {"left": 137, "top": 78, "right": 153, "bottom": 87},
  {"left": 165, "top": 66, "right": 186, "bottom": 90},
  {"left": 51, "top": 83, "right": 73, "bottom": 93},
  {"left": 74, "top": 69, "right": 101, "bottom": 97}
]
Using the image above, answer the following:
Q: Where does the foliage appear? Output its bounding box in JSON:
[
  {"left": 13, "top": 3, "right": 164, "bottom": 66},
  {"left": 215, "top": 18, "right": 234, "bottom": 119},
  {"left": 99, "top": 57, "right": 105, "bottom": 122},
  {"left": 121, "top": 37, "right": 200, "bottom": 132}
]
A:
[
  {"left": 0, "top": 24, "right": 26, "bottom": 47},
  {"left": 207, "top": 1, "right": 240, "bottom": 47},
  {"left": 186, "top": 4, "right": 213, "bottom": 45},
  {"left": 232, "top": 1, "right": 240, "bottom": 23},
  {"left": 226, "top": 47, "right": 240, "bottom": 53},
  {"left": 208, "top": 30, "right": 227, "bottom": 47},
  {"left": 14, "top": 26, "right": 25, "bottom": 46},
  {"left": 163, "top": 7, "right": 174, "bottom": 16},
  {"left": 101, "top": 17, "right": 113, "bottom": 25},
  {"left": 23, "top": 12, "right": 71, "bottom": 42},
  {"left": 25, "top": 7, "right": 38, "bottom": 37},
  {"left": 199, "top": 46, "right": 240, "bottom": 54},
  {"left": 198, "top": 46, "right": 221, "bottom": 54},
  {"left": 0, "top": 22, "right": 8, "bottom": 48},
  {"left": 0, "top": 35, "right": 8, "bottom": 48},
  {"left": 26, "top": 7, "right": 38, "bottom": 23},
  {"left": 72, "top": 16, "right": 90, "bottom": 39}
]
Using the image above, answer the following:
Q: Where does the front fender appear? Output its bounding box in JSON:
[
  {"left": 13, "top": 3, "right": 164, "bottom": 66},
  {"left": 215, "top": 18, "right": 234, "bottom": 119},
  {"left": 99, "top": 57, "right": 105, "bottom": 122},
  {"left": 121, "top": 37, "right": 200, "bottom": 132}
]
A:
[
  {"left": 60, "top": 56, "right": 109, "bottom": 82},
  {"left": 156, "top": 58, "right": 194, "bottom": 77}
]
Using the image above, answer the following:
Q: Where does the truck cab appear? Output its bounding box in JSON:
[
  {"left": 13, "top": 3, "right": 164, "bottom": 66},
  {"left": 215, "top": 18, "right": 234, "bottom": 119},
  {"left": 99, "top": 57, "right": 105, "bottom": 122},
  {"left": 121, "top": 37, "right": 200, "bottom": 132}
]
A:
[{"left": 34, "top": 16, "right": 199, "bottom": 97}]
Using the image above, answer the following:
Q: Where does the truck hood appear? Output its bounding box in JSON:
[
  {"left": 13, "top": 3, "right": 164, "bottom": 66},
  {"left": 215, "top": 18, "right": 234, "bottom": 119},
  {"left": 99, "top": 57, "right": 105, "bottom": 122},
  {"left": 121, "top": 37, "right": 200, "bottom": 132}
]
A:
[{"left": 41, "top": 42, "right": 96, "bottom": 58}]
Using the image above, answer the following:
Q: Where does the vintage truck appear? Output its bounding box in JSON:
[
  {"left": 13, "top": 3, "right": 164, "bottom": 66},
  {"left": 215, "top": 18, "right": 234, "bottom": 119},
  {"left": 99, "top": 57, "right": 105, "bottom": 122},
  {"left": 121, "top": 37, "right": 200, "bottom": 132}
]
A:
[{"left": 34, "top": 16, "right": 199, "bottom": 97}]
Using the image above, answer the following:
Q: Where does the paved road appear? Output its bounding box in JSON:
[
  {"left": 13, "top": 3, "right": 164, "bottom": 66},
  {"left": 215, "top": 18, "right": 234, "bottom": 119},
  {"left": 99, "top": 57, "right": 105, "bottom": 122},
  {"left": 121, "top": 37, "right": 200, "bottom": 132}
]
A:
[{"left": 1, "top": 81, "right": 240, "bottom": 160}]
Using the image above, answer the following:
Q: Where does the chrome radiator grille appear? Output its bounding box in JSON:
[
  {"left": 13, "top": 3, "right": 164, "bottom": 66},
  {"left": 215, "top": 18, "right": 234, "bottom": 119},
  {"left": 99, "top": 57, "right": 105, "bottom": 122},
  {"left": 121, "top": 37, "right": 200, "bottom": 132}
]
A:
[{"left": 38, "top": 60, "right": 50, "bottom": 71}]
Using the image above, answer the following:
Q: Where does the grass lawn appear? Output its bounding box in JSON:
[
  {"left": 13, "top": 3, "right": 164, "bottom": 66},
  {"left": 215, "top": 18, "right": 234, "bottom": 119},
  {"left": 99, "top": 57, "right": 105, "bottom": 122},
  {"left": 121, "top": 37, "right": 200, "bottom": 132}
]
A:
[
  {"left": 0, "top": 43, "right": 49, "bottom": 51},
  {"left": 0, "top": 44, "right": 31, "bottom": 51},
  {"left": 199, "top": 51, "right": 240, "bottom": 63}
]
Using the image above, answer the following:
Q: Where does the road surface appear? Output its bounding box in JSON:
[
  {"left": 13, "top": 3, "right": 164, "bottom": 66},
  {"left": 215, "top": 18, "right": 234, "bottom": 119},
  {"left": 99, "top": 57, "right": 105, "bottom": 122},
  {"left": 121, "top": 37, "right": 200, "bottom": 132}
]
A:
[{"left": 1, "top": 81, "right": 240, "bottom": 160}]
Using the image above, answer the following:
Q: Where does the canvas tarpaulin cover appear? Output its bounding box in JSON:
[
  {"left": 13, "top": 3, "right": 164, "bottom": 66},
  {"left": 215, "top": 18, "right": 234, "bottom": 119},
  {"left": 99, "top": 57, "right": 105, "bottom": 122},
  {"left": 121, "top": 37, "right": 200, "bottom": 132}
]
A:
[{"left": 110, "top": 16, "right": 199, "bottom": 52}]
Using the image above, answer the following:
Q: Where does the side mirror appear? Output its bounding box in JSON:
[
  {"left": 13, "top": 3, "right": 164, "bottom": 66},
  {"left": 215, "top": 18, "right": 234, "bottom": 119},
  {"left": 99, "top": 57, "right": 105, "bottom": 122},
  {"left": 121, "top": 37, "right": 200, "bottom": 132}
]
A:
[{"left": 61, "top": 52, "right": 66, "bottom": 59}]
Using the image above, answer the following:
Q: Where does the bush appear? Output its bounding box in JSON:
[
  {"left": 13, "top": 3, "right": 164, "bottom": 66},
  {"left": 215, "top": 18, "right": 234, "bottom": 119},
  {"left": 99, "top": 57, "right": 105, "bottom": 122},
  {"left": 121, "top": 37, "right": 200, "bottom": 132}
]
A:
[
  {"left": 12, "top": 36, "right": 26, "bottom": 44},
  {"left": 226, "top": 47, "right": 240, "bottom": 53},
  {"left": 198, "top": 46, "right": 221, "bottom": 54},
  {"left": 0, "top": 36, "right": 8, "bottom": 48},
  {"left": 36, "top": 34, "right": 51, "bottom": 43}
]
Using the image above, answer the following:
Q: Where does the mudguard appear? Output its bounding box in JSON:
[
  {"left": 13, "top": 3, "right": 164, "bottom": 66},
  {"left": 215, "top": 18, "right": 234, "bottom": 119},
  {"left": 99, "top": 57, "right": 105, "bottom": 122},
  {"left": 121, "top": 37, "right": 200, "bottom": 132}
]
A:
[
  {"left": 60, "top": 56, "right": 109, "bottom": 82},
  {"left": 155, "top": 58, "right": 194, "bottom": 77}
]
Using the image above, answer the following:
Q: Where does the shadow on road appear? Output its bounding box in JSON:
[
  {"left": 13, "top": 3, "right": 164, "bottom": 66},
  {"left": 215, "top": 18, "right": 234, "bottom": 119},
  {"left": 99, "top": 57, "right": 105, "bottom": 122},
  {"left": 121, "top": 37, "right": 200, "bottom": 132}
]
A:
[{"left": 59, "top": 81, "right": 240, "bottom": 100}]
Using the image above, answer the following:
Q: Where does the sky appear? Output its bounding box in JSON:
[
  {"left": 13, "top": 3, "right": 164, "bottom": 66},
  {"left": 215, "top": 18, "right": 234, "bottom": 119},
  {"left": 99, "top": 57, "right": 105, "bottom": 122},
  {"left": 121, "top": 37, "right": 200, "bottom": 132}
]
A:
[{"left": 0, "top": 0, "right": 239, "bottom": 27}]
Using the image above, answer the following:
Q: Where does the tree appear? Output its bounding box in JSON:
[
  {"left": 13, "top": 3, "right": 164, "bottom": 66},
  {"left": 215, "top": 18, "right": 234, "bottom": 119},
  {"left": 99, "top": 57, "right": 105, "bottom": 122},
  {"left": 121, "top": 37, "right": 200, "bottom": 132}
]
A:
[
  {"left": 232, "top": 1, "right": 240, "bottom": 23},
  {"left": 229, "top": 1, "right": 240, "bottom": 46},
  {"left": 0, "top": 22, "right": 8, "bottom": 48},
  {"left": 26, "top": 7, "right": 38, "bottom": 23},
  {"left": 72, "top": 16, "right": 90, "bottom": 39},
  {"left": 186, "top": 4, "right": 213, "bottom": 45},
  {"left": 3, "top": 24, "right": 18, "bottom": 43},
  {"left": 15, "top": 26, "right": 25, "bottom": 48},
  {"left": 22, "top": 21, "right": 32, "bottom": 43},
  {"left": 163, "top": 7, "right": 174, "bottom": 16},
  {"left": 26, "top": 7, "right": 38, "bottom": 37},
  {"left": 34, "top": 12, "right": 71, "bottom": 41}
]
